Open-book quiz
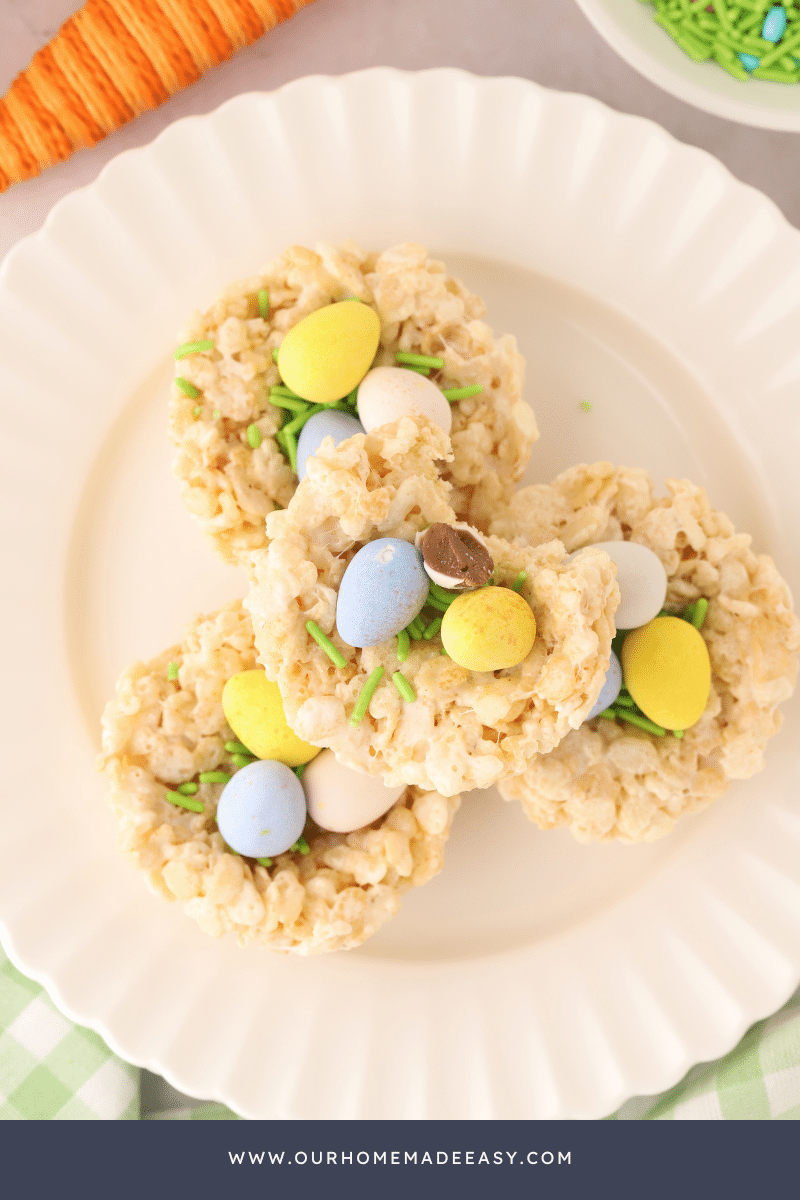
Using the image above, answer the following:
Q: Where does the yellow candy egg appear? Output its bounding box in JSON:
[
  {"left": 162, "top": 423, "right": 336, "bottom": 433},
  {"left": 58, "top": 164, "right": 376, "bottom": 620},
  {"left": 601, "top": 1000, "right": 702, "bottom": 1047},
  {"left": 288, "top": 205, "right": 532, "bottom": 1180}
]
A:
[
  {"left": 441, "top": 587, "right": 536, "bottom": 672},
  {"left": 221, "top": 671, "right": 321, "bottom": 766},
  {"left": 277, "top": 301, "right": 381, "bottom": 404},
  {"left": 621, "top": 616, "right": 711, "bottom": 731}
]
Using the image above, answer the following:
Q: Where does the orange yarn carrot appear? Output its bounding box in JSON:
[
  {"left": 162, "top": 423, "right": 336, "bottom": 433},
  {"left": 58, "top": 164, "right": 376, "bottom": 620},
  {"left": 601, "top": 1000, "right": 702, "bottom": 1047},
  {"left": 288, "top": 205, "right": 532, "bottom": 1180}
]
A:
[{"left": 0, "top": 0, "right": 314, "bottom": 191}]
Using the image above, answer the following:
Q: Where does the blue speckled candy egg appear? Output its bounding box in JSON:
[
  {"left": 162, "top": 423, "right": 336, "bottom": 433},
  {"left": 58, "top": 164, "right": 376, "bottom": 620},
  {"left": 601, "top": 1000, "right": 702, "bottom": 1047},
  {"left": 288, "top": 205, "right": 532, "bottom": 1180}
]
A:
[
  {"left": 296, "top": 410, "right": 365, "bottom": 481},
  {"left": 216, "top": 759, "right": 307, "bottom": 857},
  {"left": 762, "top": 4, "right": 787, "bottom": 43},
  {"left": 336, "top": 538, "right": 429, "bottom": 648},
  {"left": 586, "top": 650, "right": 622, "bottom": 721}
]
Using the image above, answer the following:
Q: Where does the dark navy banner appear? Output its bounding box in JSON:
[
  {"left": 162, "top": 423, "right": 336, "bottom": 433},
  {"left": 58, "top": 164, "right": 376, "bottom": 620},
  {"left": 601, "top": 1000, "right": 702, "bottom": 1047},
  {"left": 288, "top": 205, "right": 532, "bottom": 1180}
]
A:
[{"left": 1, "top": 1118, "right": 795, "bottom": 1199}]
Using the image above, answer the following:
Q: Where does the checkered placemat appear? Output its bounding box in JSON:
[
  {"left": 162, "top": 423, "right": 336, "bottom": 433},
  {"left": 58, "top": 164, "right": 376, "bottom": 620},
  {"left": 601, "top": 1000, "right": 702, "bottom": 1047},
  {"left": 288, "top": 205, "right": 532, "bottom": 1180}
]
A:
[
  {"left": 0, "top": 945, "right": 138, "bottom": 1120},
  {"left": 612, "top": 986, "right": 800, "bottom": 1120},
  {"left": 2, "top": 939, "right": 799, "bottom": 1119}
]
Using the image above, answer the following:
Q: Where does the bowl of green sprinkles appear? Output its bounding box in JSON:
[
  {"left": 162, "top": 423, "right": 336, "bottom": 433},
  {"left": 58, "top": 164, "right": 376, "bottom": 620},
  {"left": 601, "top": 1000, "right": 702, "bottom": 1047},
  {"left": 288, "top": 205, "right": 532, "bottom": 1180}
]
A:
[{"left": 575, "top": 0, "right": 800, "bottom": 128}]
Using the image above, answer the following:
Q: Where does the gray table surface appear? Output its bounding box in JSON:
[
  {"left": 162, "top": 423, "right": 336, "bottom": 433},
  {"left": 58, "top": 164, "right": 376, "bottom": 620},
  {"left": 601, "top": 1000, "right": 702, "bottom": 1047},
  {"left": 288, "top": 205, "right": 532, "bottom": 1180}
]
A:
[{"left": 2, "top": 0, "right": 798, "bottom": 1118}]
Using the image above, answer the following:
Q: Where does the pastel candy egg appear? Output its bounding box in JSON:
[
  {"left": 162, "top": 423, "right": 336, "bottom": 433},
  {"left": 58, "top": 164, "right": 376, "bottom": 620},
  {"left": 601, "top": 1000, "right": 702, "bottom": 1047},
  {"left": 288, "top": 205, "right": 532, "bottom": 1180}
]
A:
[
  {"left": 302, "top": 749, "right": 405, "bottom": 833},
  {"left": 586, "top": 650, "right": 622, "bottom": 721},
  {"left": 277, "top": 301, "right": 381, "bottom": 404},
  {"left": 296, "top": 411, "right": 365, "bottom": 481},
  {"left": 336, "top": 538, "right": 429, "bottom": 648},
  {"left": 357, "top": 366, "right": 452, "bottom": 435},
  {"left": 621, "top": 616, "right": 711, "bottom": 730},
  {"left": 441, "top": 587, "right": 536, "bottom": 672},
  {"left": 584, "top": 541, "right": 667, "bottom": 630},
  {"left": 222, "top": 670, "right": 320, "bottom": 767},
  {"left": 762, "top": 4, "right": 787, "bottom": 42},
  {"left": 216, "top": 759, "right": 307, "bottom": 857}
]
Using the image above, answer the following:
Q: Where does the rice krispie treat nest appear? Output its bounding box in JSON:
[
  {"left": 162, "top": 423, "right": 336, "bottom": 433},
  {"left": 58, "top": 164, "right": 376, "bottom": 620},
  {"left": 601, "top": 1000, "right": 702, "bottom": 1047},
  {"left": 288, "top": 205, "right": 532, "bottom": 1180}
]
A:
[
  {"left": 492, "top": 463, "right": 800, "bottom": 843},
  {"left": 245, "top": 418, "right": 619, "bottom": 797},
  {"left": 169, "top": 241, "right": 536, "bottom": 565},
  {"left": 98, "top": 601, "right": 460, "bottom": 953}
]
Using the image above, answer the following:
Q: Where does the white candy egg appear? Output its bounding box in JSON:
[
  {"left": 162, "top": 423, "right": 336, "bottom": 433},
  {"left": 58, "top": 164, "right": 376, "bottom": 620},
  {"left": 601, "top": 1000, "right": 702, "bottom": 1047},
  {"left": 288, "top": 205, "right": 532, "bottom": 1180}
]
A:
[
  {"left": 303, "top": 749, "right": 405, "bottom": 833},
  {"left": 357, "top": 366, "right": 452, "bottom": 435},
  {"left": 570, "top": 540, "right": 667, "bottom": 630}
]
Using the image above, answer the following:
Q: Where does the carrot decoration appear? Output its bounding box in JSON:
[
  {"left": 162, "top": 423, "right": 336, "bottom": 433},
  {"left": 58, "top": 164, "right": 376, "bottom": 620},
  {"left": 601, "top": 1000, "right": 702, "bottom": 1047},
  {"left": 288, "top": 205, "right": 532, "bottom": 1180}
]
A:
[{"left": 0, "top": 0, "right": 314, "bottom": 192}]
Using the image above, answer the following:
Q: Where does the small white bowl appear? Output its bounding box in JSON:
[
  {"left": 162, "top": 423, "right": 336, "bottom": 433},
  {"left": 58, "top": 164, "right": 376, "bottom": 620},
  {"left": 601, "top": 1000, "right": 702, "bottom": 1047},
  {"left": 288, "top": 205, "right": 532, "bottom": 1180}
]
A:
[{"left": 575, "top": 0, "right": 800, "bottom": 129}]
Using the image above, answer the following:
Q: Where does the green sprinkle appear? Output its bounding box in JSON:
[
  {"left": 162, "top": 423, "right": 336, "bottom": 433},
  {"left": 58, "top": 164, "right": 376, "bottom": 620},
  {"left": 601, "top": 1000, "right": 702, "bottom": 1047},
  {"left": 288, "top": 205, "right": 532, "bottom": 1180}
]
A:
[
  {"left": 673, "top": 729, "right": 685, "bottom": 738},
  {"left": 598, "top": 709, "right": 618, "bottom": 721},
  {"left": 349, "top": 665, "right": 385, "bottom": 726},
  {"left": 423, "top": 616, "right": 442, "bottom": 640},
  {"left": 272, "top": 346, "right": 280, "bottom": 363},
  {"left": 256, "top": 857, "right": 273, "bottom": 868},
  {"left": 306, "top": 620, "right": 347, "bottom": 668},
  {"left": 345, "top": 387, "right": 359, "bottom": 407},
  {"left": 268, "top": 394, "right": 309, "bottom": 414},
  {"left": 345, "top": 295, "right": 364, "bottom": 302},
  {"left": 283, "top": 427, "right": 298, "bottom": 473},
  {"left": 442, "top": 385, "right": 483, "bottom": 402},
  {"left": 246, "top": 423, "right": 262, "bottom": 449},
  {"left": 580, "top": 400, "right": 592, "bottom": 413},
  {"left": 423, "top": 594, "right": 450, "bottom": 614},
  {"left": 407, "top": 616, "right": 425, "bottom": 640},
  {"left": 405, "top": 365, "right": 431, "bottom": 375},
  {"left": 511, "top": 570, "right": 528, "bottom": 593},
  {"left": 291, "top": 836, "right": 310, "bottom": 855},
  {"left": 392, "top": 671, "right": 416, "bottom": 702},
  {"left": 440, "top": 647, "right": 449, "bottom": 656},
  {"left": 258, "top": 289, "right": 269, "bottom": 319},
  {"left": 294, "top": 763, "right": 307, "bottom": 781},
  {"left": 174, "top": 376, "right": 199, "bottom": 398},
  {"left": 165, "top": 791, "right": 204, "bottom": 813},
  {"left": 199, "top": 771, "right": 231, "bottom": 784},
  {"left": 282, "top": 403, "right": 324, "bottom": 438},
  {"left": 395, "top": 351, "right": 445, "bottom": 369},
  {"left": 691, "top": 597, "right": 709, "bottom": 630},
  {"left": 193, "top": 406, "right": 202, "bottom": 418},
  {"left": 614, "top": 694, "right": 636, "bottom": 709},
  {"left": 167, "top": 661, "right": 180, "bottom": 680},
  {"left": 177, "top": 782, "right": 198, "bottom": 795},
  {"left": 224, "top": 741, "right": 251, "bottom": 755},
  {"left": 612, "top": 709, "right": 667, "bottom": 737},
  {"left": 174, "top": 339, "right": 214, "bottom": 360},
  {"left": 429, "top": 582, "right": 460, "bottom": 604},
  {"left": 212, "top": 409, "right": 221, "bottom": 421},
  {"left": 231, "top": 754, "right": 254, "bottom": 769},
  {"left": 270, "top": 384, "right": 306, "bottom": 400},
  {"left": 396, "top": 628, "right": 410, "bottom": 662}
]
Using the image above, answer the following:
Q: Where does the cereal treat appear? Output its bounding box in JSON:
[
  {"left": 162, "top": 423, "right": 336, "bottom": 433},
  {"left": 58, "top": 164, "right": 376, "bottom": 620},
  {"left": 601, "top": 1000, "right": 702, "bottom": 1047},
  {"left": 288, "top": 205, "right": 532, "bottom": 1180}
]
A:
[
  {"left": 493, "top": 463, "right": 800, "bottom": 843},
  {"left": 245, "top": 418, "right": 619, "bottom": 798},
  {"left": 98, "top": 601, "right": 459, "bottom": 953},
  {"left": 169, "top": 241, "right": 536, "bottom": 566}
]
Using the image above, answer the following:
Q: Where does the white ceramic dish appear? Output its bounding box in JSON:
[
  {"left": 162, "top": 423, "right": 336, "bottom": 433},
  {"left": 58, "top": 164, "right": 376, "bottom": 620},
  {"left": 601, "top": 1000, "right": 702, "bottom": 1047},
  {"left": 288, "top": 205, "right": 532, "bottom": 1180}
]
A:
[
  {"left": 576, "top": 0, "right": 800, "bottom": 130},
  {"left": 2, "top": 68, "right": 800, "bottom": 1120}
]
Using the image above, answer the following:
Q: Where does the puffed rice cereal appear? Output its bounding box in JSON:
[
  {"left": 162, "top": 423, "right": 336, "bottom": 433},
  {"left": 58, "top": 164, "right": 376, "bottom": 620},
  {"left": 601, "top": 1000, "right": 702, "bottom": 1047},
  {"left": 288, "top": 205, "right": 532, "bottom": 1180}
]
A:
[
  {"left": 98, "top": 601, "right": 460, "bottom": 953},
  {"left": 492, "top": 463, "right": 800, "bottom": 843},
  {"left": 245, "top": 418, "right": 619, "bottom": 797},
  {"left": 169, "top": 241, "right": 536, "bottom": 565}
]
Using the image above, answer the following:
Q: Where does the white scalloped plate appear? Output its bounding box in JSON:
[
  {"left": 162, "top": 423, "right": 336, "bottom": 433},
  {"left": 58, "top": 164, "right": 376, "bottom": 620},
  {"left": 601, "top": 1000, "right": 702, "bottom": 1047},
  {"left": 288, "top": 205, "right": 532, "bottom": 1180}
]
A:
[{"left": 2, "top": 69, "right": 800, "bottom": 1120}]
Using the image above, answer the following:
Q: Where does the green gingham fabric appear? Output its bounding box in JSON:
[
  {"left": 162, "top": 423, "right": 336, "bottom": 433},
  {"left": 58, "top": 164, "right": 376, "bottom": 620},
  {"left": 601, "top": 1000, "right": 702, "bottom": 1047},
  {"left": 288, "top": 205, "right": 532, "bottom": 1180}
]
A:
[
  {"left": 0, "top": 944, "right": 138, "bottom": 1120},
  {"left": 2, "top": 939, "right": 798, "bottom": 1119}
]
